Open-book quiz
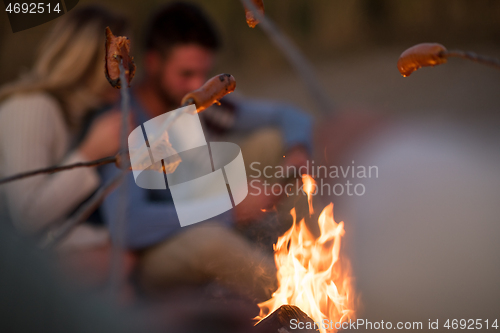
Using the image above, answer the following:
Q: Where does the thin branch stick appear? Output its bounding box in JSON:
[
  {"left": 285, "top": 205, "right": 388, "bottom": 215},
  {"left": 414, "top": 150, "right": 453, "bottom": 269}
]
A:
[
  {"left": 0, "top": 156, "right": 116, "bottom": 185},
  {"left": 0, "top": 99, "right": 195, "bottom": 186},
  {"left": 41, "top": 174, "right": 123, "bottom": 249},
  {"left": 240, "top": 0, "right": 334, "bottom": 115},
  {"left": 107, "top": 60, "right": 131, "bottom": 297},
  {"left": 444, "top": 50, "right": 500, "bottom": 71}
]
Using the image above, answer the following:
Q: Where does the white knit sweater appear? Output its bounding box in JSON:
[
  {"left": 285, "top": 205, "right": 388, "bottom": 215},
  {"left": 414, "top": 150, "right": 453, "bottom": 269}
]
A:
[{"left": 0, "top": 92, "right": 100, "bottom": 233}]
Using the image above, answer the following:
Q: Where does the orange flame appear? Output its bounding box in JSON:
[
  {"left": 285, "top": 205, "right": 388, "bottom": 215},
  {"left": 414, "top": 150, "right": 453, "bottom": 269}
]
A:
[
  {"left": 302, "top": 174, "right": 316, "bottom": 215},
  {"left": 256, "top": 203, "right": 355, "bottom": 333}
]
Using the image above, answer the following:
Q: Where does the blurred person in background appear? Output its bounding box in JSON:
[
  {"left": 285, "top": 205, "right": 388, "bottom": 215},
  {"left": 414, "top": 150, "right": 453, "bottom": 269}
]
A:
[
  {"left": 0, "top": 7, "right": 129, "bottom": 252},
  {"left": 99, "top": 2, "right": 313, "bottom": 302},
  {"left": 329, "top": 114, "right": 500, "bottom": 331}
]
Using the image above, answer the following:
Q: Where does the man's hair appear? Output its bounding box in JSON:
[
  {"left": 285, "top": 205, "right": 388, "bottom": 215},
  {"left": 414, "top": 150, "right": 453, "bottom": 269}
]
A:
[{"left": 144, "top": 2, "right": 221, "bottom": 54}]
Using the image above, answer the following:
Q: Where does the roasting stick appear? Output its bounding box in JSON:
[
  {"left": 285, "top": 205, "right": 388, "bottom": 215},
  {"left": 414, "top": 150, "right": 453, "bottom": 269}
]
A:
[
  {"left": 0, "top": 157, "right": 116, "bottom": 185},
  {"left": 0, "top": 74, "right": 236, "bottom": 186},
  {"left": 40, "top": 173, "right": 123, "bottom": 249},
  {"left": 107, "top": 60, "right": 131, "bottom": 297},
  {"left": 239, "top": 0, "right": 334, "bottom": 115},
  {"left": 41, "top": 74, "right": 237, "bottom": 249},
  {"left": 41, "top": 61, "right": 132, "bottom": 252},
  {"left": 445, "top": 50, "right": 500, "bottom": 70}
]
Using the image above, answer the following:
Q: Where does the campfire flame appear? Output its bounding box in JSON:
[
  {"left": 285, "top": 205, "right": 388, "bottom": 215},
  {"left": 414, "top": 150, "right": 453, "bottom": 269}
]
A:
[
  {"left": 302, "top": 174, "right": 316, "bottom": 215},
  {"left": 257, "top": 175, "right": 355, "bottom": 333}
]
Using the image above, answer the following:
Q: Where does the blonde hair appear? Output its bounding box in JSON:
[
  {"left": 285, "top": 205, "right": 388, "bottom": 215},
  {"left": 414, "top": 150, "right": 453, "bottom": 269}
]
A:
[{"left": 0, "top": 6, "right": 127, "bottom": 127}]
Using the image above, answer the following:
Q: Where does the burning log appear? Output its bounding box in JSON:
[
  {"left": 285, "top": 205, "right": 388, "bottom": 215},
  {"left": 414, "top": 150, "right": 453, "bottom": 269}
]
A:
[{"left": 254, "top": 305, "right": 317, "bottom": 333}]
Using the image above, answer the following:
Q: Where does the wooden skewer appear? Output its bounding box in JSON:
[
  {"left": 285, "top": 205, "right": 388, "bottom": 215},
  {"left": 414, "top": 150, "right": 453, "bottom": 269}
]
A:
[
  {"left": 444, "top": 50, "right": 500, "bottom": 71},
  {"left": 0, "top": 156, "right": 117, "bottom": 185},
  {"left": 240, "top": 0, "right": 334, "bottom": 115},
  {"left": 40, "top": 173, "right": 123, "bottom": 249},
  {"left": 0, "top": 73, "right": 234, "bottom": 186},
  {"left": 0, "top": 104, "right": 193, "bottom": 186},
  {"left": 107, "top": 59, "right": 131, "bottom": 297}
]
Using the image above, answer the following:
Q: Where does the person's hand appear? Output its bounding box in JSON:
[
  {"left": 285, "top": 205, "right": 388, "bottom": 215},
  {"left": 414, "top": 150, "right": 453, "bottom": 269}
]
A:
[
  {"left": 282, "top": 144, "right": 310, "bottom": 173},
  {"left": 79, "top": 111, "right": 131, "bottom": 161}
]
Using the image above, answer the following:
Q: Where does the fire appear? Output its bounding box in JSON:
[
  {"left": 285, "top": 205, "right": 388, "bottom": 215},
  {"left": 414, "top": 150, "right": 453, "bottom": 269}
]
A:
[
  {"left": 302, "top": 174, "right": 316, "bottom": 214},
  {"left": 257, "top": 176, "right": 355, "bottom": 333}
]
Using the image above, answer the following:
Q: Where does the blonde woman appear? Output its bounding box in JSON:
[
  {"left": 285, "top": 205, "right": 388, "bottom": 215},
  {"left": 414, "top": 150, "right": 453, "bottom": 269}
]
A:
[{"left": 0, "top": 6, "right": 128, "bottom": 244}]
